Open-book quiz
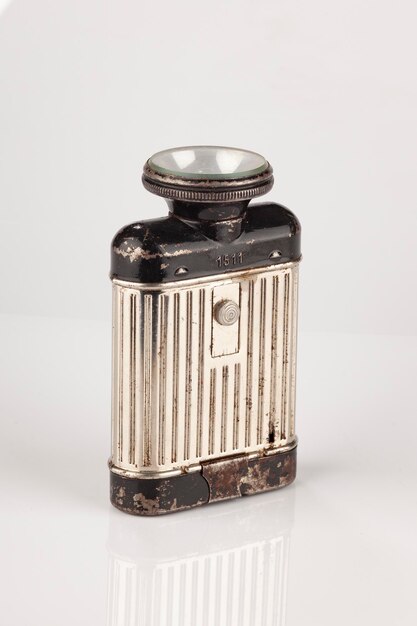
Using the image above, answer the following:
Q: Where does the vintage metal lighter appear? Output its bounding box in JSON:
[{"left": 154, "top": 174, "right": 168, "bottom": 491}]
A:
[{"left": 109, "top": 146, "right": 301, "bottom": 515}]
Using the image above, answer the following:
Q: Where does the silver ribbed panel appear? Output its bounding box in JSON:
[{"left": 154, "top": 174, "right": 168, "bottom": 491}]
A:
[
  {"left": 111, "top": 262, "right": 299, "bottom": 474},
  {"left": 107, "top": 535, "right": 289, "bottom": 626}
]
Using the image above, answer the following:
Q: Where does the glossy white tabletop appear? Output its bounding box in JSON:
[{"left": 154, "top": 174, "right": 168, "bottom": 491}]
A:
[{"left": 1, "top": 315, "right": 415, "bottom": 625}]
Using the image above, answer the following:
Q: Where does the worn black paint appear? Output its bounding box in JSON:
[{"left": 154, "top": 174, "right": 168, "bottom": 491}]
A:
[
  {"left": 110, "top": 470, "right": 210, "bottom": 516},
  {"left": 111, "top": 201, "right": 301, "bottom": 284},
  {"left": 110, "top": 448, "right": 296, "bottom": 516}
]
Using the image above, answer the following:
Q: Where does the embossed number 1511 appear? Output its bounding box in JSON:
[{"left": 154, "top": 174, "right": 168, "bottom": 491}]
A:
[{"left": 216, "top": 252, "right": 243, "bottom": 268}]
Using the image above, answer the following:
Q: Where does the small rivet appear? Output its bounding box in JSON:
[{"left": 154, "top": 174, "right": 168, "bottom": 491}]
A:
[{"left": 175, "top": 266, "right": 188, "bottom": 275}]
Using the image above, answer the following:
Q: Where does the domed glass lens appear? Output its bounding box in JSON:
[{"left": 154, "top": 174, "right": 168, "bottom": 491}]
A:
[{"left": 148, "top": 146, "right": 268, "bottom": 180}]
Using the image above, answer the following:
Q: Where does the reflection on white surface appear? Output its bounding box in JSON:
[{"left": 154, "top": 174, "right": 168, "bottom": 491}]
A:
[{"left": 107, "top": 490, "right": 294, "bottom": 626}]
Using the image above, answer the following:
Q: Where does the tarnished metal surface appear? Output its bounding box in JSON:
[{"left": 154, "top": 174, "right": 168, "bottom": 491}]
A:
[
  {"left": 201, "top": 448, "right": 297, "bottom": 502},
  {"left": 111, "top": 262, "right": 299, "bottom": 477},
  {"left": 201, "top": 456, "right": 248, "bottom": 501},
  {"left": 110, "top": 447, "right": 296, "bottom": 516}
]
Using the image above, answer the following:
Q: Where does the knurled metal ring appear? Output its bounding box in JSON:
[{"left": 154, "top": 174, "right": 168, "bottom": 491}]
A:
[{"left": 142, "top": 163, "right": 274, "bottom": 202}]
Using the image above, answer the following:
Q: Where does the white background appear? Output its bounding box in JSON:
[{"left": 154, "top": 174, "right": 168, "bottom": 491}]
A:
[
  {"left": 1, "top": 0, "right": 416, "bottom": 333},
  {"left": 0, "top": 1, "right": 416, "bottom": 625}
]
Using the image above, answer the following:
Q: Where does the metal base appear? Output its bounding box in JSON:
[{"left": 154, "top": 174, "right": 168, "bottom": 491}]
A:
[{"left": 110, "top": 447, "right": 296, "bottom": 516}]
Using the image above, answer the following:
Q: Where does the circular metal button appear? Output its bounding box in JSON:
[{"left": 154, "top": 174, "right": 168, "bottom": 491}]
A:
[{"left": 214, "top": 300, "right": 240, "bottom": 326}]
